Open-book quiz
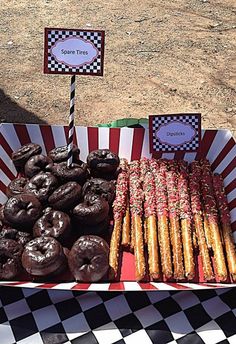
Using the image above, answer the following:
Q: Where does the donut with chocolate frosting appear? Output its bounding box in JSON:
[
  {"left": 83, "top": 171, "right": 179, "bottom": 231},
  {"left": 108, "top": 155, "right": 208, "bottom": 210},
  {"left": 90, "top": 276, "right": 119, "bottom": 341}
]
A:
[
  {"left": 22, "top": 236, "right": 66, "bottom": 276},
  {"left": 0, "top": 228, "right": 32, "bottom": 246},
  {"left": 87, "top": 149, "right": 119, "bottom": 176},
  {"left": 48, "top": 144, "right": 80, "bottom": 163},
  {"left": 12, "top": 143, "right": 42, "bottom": 168},
  {"left": 6, "top": 177, "right": 28, "bottom": 198},
  {"left": 73, "top": 195, "right": 109, "bottom": 225},
  {"left": 24, "top": 154, "right": 53, "bottom": 178},
  {"left": 68, "top": 235, "right": 109, "bottom": 282},
  {"left": 82, "top": 178, "right": 116, "bottom": 204},
  {"left": 50, "top": 162, "right": 88, "bottom": 185},
  {"left": 0, "top": 239, "right": 23, "bottom": 279},
  {"left": 24, "top": 172, "right": 58, "bottom": 203},
  {"left": 33, "top": 210, "right": 71, "bottom": 243},
  {"left": 3, "top": 194, "right": 42, "bottom": 230},
  {"left": 48, "top": 182, "right": 82, "bottom": 211}
]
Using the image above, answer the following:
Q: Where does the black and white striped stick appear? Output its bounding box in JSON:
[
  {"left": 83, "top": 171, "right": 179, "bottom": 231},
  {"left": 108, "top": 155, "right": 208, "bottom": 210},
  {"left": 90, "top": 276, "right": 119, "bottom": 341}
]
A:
[{"left": 67, "top": 75, "right": 76, "bottom": 168}]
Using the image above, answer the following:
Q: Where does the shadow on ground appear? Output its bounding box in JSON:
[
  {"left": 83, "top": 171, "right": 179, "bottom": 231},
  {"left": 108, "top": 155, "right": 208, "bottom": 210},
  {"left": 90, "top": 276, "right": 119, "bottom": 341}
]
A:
[{"left": 0, "top": 89, "right": 47, "bottom": 124}]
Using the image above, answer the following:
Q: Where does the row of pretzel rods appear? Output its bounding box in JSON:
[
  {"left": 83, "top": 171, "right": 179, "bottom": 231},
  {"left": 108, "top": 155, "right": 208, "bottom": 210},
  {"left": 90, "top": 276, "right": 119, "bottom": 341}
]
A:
[{"left": 109, "top": 157, "right": 236, "bottom": 282}]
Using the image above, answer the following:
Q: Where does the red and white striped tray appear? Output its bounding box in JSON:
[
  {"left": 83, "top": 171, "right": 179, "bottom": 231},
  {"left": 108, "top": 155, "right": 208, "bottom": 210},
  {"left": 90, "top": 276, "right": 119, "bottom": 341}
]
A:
[{"left": 0, "top": 123, "right": 236, "bottom": 291}]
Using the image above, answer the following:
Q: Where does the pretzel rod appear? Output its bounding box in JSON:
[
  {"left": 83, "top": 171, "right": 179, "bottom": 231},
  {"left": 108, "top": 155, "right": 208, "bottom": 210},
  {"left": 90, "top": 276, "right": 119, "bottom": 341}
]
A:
[
  {"left": 109, "top": 218, "right": 122, "bottom": 279},
  {"left": 178, "top": 161, "right": 195, "bottom": 279},
  {"left": 140, "top": 158, "right": 151, "bottom": 245},
  {"left": 144, "top": 218, "right": 148, "bottom": 245},
  {"left": 121, "top": 202, "right": 131, "bottom": 247},
  {"left": 129, "top": 160, "right": 145, "bottom": 281},
  {"left": 133, "top": 214, "right": 146, "bottom": 280},
  {"left": 110, "top": 159, "right": 129, "bottom": 278},
  {"left": 143, "top": 168, "right": 160, "bottom": 279},
  {"left": 130, "top": 216, "right": 135, "bottom": 251},
  {"left": 192, "top": 229, "right": 198, "bottom": 250},
  {"left": 203, "top": 213, "right": 212, "bottom": 249},
  {"left": 189, "top": 162, "right": 214, "bottom": 280},
  {"left": 213, "top": 174, "right": 236, "bottom": 281},
  {"left": 200, "top": 159, "right": 227, "bottom": 281},
  {"left": 147, "top": 215, "right": 160, "bottom": 278},
  {"left": 166, "top": 161, "right": 184, "bottom": 280},
  {"left": 150, "top": 159, "right": 172, "bottom": 279}
]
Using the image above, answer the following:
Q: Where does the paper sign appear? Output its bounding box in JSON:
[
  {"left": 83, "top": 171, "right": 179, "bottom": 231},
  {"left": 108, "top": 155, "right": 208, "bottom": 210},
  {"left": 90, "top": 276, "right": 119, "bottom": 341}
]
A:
[
  {"left": 44, "top": 28, "right": 105, "bottom": 75},
  {"left": 149, "top": 114, "right": 201, "bottom": 153}
]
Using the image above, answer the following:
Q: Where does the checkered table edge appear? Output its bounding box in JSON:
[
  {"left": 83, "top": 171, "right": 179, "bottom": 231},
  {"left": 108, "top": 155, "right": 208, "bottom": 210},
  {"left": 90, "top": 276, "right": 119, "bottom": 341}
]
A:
[{"left": 1, "top": 287, "right": 236, "bottom": 344}]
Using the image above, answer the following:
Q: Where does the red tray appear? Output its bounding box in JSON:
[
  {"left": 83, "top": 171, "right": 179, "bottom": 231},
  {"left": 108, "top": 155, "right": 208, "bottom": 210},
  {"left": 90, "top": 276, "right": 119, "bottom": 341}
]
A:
[{"left": 0, "top": 123, "right": 236, "bottom": 291}]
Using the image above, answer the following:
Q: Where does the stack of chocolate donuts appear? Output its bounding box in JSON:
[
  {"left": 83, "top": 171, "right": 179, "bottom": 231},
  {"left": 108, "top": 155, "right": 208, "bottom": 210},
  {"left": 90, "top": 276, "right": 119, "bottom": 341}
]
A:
[{"left": 0, "top": 143, "right": 120, "bottom": 282}]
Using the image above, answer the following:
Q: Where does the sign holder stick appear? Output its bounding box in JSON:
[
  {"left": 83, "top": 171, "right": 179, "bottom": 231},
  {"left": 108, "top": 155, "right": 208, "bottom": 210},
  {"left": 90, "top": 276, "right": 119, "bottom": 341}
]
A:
[{"left": 67, "top": 74, "right": 76, "bottom": 167}]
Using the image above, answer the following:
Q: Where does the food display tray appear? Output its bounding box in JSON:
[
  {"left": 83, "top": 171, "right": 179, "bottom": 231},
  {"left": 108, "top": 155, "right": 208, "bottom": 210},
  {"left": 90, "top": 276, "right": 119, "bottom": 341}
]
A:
[{"left": 0, "top": 123, "right": 236, "bottom": 291}]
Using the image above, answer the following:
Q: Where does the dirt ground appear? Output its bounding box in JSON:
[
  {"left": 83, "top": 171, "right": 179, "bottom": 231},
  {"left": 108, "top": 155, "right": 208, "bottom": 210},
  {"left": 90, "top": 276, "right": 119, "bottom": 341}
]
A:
[{"left": 0, "top": 0, "right": 235, "bottom": 135}]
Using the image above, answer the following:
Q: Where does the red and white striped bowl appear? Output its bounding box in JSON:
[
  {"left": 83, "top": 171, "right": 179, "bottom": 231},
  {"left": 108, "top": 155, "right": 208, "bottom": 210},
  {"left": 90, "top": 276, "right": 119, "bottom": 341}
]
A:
[{"left": 0, "top": 123, "right": 236, "bottom": 291}]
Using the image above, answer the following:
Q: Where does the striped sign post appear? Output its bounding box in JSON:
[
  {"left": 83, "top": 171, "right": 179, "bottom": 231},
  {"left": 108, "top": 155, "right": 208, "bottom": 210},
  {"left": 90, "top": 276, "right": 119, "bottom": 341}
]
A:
[{"left": 67, "top": 75, "right": 76, "bottom": 167}]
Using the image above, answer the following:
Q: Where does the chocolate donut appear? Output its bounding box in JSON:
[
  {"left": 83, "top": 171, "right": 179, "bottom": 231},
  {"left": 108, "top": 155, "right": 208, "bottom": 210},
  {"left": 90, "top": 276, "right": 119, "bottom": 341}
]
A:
[
  {"left": 50, "top": 162, "right": 88, "bottom": 185},
  {"left": 48, "top": 144, "right": 80, "bottom": 163},
  {"left": 24, "top": 154, "right": 53, "bottom": 178},
  {"left": 12, "top": 143, "right": 42, "bottom": 168},
  {"left": 0, "top": 205, "right": 11, "bottom": 227},
  {"left": 24, "top": 172, "right": 58, "bottom": 203},
  {"left": 48, "top": 182, "right": 82, "bottom": 211},
  {"left": 0, "top": 239, "right": 23, "bottom": 279},
  {"left": 68, "top": 235, "right": 109, "bottom": 282},
  {"left": 82, "top": 178, "right": 116, "bottom": 204},
  {"left": 3, "top": 194, "right": 42, "bottom": 230},
  {"left": 0, "top": 228, "right": 32, "bottom": 246},
  {"left": 73, "top": 195, "right": 109, "bottom": 225},
  {"left": 33, "top": 210, "right": 71, "bottom": 243},
  {"left": 6, "top": 177, "right": 28, "bottom": 198},
  {"left": 87, "top": 149, "right": 120, "bottom": 176},
  {"left": 22, "top": 236, "right": 66, "bottom": 277}
]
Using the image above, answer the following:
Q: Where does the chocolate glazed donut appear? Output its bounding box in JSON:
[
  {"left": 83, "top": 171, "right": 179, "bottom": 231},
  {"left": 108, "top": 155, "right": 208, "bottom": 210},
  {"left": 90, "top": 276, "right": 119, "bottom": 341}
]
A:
[
  {"left": 6, "top": 177, "right": 28, "bottom": 198},
  {"left": 87, "top": 149, "right": 120, "bottom": 176},
  {"left": 68, "top": 235, "right": 109, "bottom": 282},
  {"left": 73, "top": 195, "right": 109, "bottom": 225},
  {"left": 48, "top": 182, "right": 82, "bottom": 211},
  {"left": 0, "top": 205, "right": 11, "bottom": 227},
  {"left": 50, "top": 162, "right": 88, "bottom": 185},
  {"left": 24, "top": 154, "right": 53, "bottom": 178},
  {"left": 33, "top": 210, "right": 71, "bottom": 243},
  {"left": 22, "top": 236, "right": 66, "bottom": 277},
  {"left": 3, "top": 194, "right": 42, "bottom": 230},
  {"left": 24, "top": 172, "right": 58, "bottom": 203},
  {"left": 0, "top": 239, "right": 23, "bottom": 279},
  {"left": 48, "top": 144, "right": 80, "bottom": 163},
  {"left": 82, "top": 178, "right": 116, "bottom": 204},
  {"left": 0, "top": 228, "right": 32, "bottom": 246},
  {"left": 12, "top": 143, "right": 42, "bottom": 168}
]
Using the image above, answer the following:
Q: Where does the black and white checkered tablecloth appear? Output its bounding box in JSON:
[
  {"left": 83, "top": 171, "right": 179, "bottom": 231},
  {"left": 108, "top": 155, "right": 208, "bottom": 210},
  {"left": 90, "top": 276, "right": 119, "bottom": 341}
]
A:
[{"left": 1, "top": 287, "right": 236, "bottom": 344}]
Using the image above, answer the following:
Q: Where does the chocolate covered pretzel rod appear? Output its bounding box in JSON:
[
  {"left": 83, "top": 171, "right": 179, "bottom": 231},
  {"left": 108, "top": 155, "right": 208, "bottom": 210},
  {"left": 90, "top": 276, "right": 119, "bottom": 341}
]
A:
[
  {"left": 178, "top": 161, "right": 195, "bottom": 279},
  {"left": 213, "top": 174, "right": 236, "bottom": 281},
  {"left": 166, "top": 160, "right": 185, "bottom": 280},
  {"left": 150, "top": 159, "right": 173, "bottom": 279},
  {"left": 143, "top": 165, "right": 160, "bottom": 279},
  {"left": 140, "top": 157, "right": 151, "bottom": 245},
  {"left": 129, "top": 160, "right": 145, "bottom": 281},
  {"left": 110, "top": 159, "right": 129, "bottom": 278},
  {"left": 200, "top": 159, "right": 227, "bottom": 281},
  {"left": 190, "top": 161, "right": 214, "bottom": 281}
]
